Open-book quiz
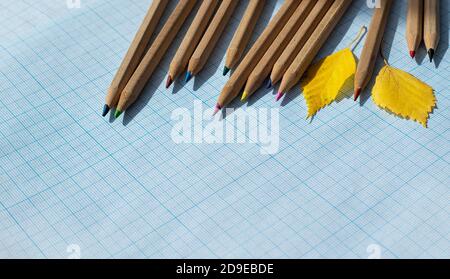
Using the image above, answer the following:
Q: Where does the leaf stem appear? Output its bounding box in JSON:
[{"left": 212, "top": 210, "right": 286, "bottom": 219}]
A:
[{"left": 348, "top": 26, "right": 367, "bottom": 51}]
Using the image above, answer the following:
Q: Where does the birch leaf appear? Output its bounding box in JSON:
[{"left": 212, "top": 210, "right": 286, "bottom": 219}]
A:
[
  {"left": 301, "top": 48, "right": 356, "bottom": 118},
  {"left": 372, "top": 65, "right": 436, "bottom": 127}
]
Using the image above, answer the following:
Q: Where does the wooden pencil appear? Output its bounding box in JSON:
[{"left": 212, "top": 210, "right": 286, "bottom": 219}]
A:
[
  {"left": 424, "top": 0, "right": 440, "bottom": 62},
  {"left": 406, "top": 0, "right": 423, "bottom": 58},
  {"left": 215, "top": 0, "right": 300, "bottom": 114},
  {"left": 186, "top": 0, "right": 239, "bottom": 81},
  {"left": 277, "top": 0, "right": 353, "bottom": 101},
  {"left": 102, "top": 0, "right": 169, "bottom": 117},
  {"left": 270, "top": 0, "right": 333, "bottom": 87},
  {"left": 243, "top": 0, "right": 329, "bottom": 101},
  {"left": 115, "top": 0, "right": 197, "bottom": 118},
  {"left": 166, "top": 0, "right": 220, "bottom": 88},
  {"left": 353, "top": 0, "right": 392, "bottom": 101},
  {"left": 223, "top": 0, "right": 266, "bottom": 76}
]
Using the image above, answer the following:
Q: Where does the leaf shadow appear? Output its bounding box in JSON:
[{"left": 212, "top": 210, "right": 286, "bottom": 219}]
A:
[{"left": 374, "top": 101, "right": 438, "bottom": 128}]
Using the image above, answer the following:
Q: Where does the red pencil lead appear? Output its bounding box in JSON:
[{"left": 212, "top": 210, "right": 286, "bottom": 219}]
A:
[
  {"left": 165, "top": 75, "right": 173, "bottom": 89},
  {"left": 409, "top": 50, "right": 416, "bottom": 58}
]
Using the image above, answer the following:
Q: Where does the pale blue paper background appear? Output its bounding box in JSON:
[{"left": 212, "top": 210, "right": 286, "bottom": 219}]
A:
[{"left": 0, "top": 0, "right": 448, "bottom": 258}]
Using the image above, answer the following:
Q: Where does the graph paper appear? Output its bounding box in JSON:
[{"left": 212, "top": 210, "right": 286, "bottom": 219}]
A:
[{"left": 0, "top": 0, "right": 448, "bottom": 259}]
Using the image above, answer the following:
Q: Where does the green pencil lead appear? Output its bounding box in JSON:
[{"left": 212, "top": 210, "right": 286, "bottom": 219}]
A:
[
  {"left": 114, "top": 110, "right": 123, "bottom": 118},
  {"left": 223, "top": 66, "right": 230, "bottom": 76}
]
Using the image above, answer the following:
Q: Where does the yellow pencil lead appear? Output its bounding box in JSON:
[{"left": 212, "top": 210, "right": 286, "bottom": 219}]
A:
[{"left": 241, "top": 91, "right": 249, "bottom": 102}]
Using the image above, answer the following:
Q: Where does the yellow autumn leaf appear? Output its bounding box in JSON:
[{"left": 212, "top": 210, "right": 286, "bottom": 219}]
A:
[
  {"left": 372, "top": 65, "right": 436, "bottom": 127},
  {"left": 301, "top": 48, "right": 356, "bottom": 118}
]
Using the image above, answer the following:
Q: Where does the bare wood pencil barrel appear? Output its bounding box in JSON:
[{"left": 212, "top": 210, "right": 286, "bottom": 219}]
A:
[
  {"left": 406, "top": 0, "right": 424, "bottom": 58},
  {"left": 187, "top": 0, "right": 239, "bottom": 79},
  {"left": 224, "top": 0, "right": 266, "bottom": 75},
  {"left": 115, "top": 0, "right": 197, "bottom": 117},
  {"left": 166, "top": 0, "right": 220, "bottom": 88},
  {"left": 216, "top": 0, "right": 301, "bottom": 112},
  {"left": 270, "top": 0, "right": 332, "bottom": 86},
  {"left": 242, "top": 0, "right": 317, "bottom": 101},
  {"left": 103, "top": 0, "right": 168, "bottom": 117},
  {"left": 277, "top": 0, "right": 353, "bottom": 100},
  {"left": 424, "top": 0, "right": 440, "bottom": 62},
  {"left": 353, "top": 0, "right": 392, "bottom": 101}
]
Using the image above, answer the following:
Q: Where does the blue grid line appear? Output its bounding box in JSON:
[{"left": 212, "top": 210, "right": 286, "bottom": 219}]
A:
[{"left": 0, "top": 0, "right": 449, "bottom": 258}]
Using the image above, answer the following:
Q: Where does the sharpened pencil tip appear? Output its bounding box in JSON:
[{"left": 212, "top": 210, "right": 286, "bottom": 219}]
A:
[
  {"left": 166, "top": 75, "right": 173, "bottom": 89},
  {"left": 266, "top": 78, "right": 273, "bottom": 89},
  {"left": 428, "top": 49, "right": 435, "bottom": 62},
  {"left": 275, "top": 92, "right": 284, "bottom": 102},
  {"left": 213, "top": 104, "right": 222, "bottom": 116},
  {"left": 354, "top": 88, "right": 362, "bottom": 101},
  {"left": 409, "top": 50, "right": 416, "bottom": 58},
  {"left": 185, "top": 71, "right": 193, "bottom": 83},
  {"left": 102, "top": 105, "right": 110, "bottom": 117},
  {"left": 223, "top": 66, "right": 230, "bottom": 76},
  {"left": 241, "top": 91, "right": 249, "bottom": 102},
  {"left": 114, "top": 110, "right": 123, "bottom": 118}
]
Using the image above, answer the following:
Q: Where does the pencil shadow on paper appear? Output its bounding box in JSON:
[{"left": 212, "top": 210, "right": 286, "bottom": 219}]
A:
[
  {"left": 432, "top": 0, "right": 448, "bottom": 68},
  {"left": 414, "top": 46, "right": 428, "bottom": 65},
  {"left": 246, "top": 77, "right": 275, "bottom": 106},
  {"left": 221, "top": 96, "right": 246, "bottom": 120},
  {"left": 122, "top": 82, "right": 162, "bottom": 126},
  {"left": 280, "top": 87, "right": 301, "bottom": 107},
  {"left": 172, "top": 74, "right": 187, "bottom": 94}
]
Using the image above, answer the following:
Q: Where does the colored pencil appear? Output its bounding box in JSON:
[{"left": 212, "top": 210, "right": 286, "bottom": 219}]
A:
[
  {"left": 166, "top": 0, "right": 220, "bottom": 88},
  {"left": 354, "top": 0, "right": 392, "bottom": 101},
  {"left": 115, "top": 0, "right": 197, "bottom": 118},
  {"left": 277, "top": 0, "right": 353, "bottom": 102},
  {"left": 243, "top": 0, "right": 329, "bottom": 101},
  {"left": 424, "top": 0, "right": 440, "bottom": 62},
  {"left": 186, "top": 0, "right": 239, "bottom": 81},
  {"left": 242, "top": 0, "right": 317, "bottom": 101},
  {"left": 215, "top": 0, "right": 300, "bottom": 114},
  {"left": 223, "top": 0, "right": 266, "bottom": 76},
  {"left": 406, "top": 0, "right": 423, "bottom": 58},
  {"left": 270, "top": 0, "right": 333, "bottom": 86},
  {"left": 102, "top": 0, "right": 168, "bottom": 117}
]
